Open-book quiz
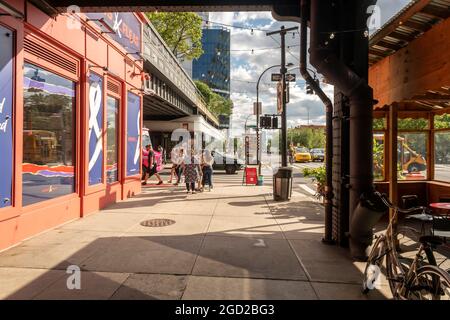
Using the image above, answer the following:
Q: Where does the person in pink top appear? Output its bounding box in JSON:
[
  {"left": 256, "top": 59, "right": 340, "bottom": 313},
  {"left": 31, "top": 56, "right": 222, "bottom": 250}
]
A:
[{"left": 141, "top": 144, "right": 163, "bottom": 185}]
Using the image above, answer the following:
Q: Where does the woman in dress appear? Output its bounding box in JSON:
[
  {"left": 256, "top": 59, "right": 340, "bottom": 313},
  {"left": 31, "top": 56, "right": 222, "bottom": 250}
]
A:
[{"left": 182, "top": 148, "right": 201, "bottom": 194}]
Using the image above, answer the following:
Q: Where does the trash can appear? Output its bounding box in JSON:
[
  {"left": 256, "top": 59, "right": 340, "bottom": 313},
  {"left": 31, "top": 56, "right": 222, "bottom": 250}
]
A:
[
  {"left": 257, "top": 175, "right": 264, "bottom": 186},
  {"left": 273, "top": 167, "right": 293, "bottom": 201}
]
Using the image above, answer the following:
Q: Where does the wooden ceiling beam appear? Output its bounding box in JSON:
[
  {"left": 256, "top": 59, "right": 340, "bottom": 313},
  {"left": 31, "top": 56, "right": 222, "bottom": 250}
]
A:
[{"left": 420, "top": 5, "right": 450, "bottom": 20}]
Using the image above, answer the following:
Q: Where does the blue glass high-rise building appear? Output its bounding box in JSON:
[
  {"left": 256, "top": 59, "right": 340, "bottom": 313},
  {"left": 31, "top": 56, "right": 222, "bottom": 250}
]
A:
[{"left": 193, "top": 27, "right": 231, "bottom": 99}]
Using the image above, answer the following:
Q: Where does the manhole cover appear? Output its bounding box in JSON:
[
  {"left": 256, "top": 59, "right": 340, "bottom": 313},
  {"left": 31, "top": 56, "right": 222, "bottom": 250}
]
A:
[{"left": 140, "top": 218, "right": 176, "bottom": 227}]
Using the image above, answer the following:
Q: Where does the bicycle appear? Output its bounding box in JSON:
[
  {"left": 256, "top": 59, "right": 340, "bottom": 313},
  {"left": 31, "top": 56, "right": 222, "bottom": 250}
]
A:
[{"left": 362, "top": 192, "right": 450, "bottom": 300}]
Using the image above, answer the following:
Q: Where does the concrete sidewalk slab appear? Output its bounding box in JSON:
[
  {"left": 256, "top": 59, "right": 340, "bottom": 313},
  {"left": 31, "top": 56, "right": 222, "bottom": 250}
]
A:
[
  {"left": 33, "top": 271, "right": 129, "bottom": 300},
  {"left": 81, "top": 235, "right": 203, "bottom": 275},
  {"left": 182, "top": 276, "right": 318, "bottom": 300},
  {"left": 125, "top": 214, "right": 212, "bottom": 236},
  {"left": 192, "top": 235, "right": 308, "bottom": 281},
  {"left": 0, "top": 267, "right": 65, "bottom": 299},
  {"left": 207, "top": 215, "right": 284, "bottom": 239},
  {"left": 111, "top": 274, "right": 188, "bottom": 300}
]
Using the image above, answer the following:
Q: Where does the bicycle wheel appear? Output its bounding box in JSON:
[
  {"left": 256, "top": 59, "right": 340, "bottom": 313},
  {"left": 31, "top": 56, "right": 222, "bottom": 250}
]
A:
[
  {"left": 362, "top": 235, "right": 386, "bottom": 294},
  {"left": 405, "top": 265, "right": 450, "bottom": 300}
]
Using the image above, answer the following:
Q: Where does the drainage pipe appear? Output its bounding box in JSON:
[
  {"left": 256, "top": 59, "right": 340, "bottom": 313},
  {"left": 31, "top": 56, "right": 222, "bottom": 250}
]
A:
[
  {"left": 300, "top": 0, "right": 334, "bottom": 244},
  {"left": 308, "top": 0, "right": 375, "bottom": 260}
]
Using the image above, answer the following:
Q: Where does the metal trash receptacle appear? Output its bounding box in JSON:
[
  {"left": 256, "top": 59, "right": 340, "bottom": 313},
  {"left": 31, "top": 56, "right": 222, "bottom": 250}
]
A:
[{"left": 273, "top": 167, "right": 293, "bottom": 201}]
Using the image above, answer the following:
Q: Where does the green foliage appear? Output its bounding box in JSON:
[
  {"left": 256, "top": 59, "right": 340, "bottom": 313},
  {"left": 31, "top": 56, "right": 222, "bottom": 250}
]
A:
[
  {"left": 373, "top": 137, "right": 384, "bottom": 180},
  {"left": 194, "top": 80, "right": 233, "bottom": 117},
  {"left": 287, "top": 127, "right": 325, "bottom": 149},
  {"left": 398, "top": 117, "right": 429, "bottom": 130},
  {"left": 303, "top": 166, "right": 326, "bottom": 197},
  {"left": 146, "top": 12, "right": 204, "bottom": 60},
  {"left": 373, "top": 118, "right": 385, "bottom": 130},
  {"left": 434, "top": 113, "right": 450, "bottom": 129}
]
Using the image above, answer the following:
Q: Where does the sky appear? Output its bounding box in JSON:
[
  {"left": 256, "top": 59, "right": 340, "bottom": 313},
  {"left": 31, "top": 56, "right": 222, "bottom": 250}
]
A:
[{"left": 200, "top": 0, "right": 412, "bottom": 136}]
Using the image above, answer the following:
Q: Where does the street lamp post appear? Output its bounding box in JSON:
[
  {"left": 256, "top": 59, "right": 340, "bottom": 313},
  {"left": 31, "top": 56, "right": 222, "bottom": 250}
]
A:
[
  {"left": 256, "top": 64, "right": 278, "bottom": 176},
  {"left": 267, "top": 25, "right": 298, "bottom": 167},
  {"left": 256, "top": 62, "right": 294, "bottom": 174}
]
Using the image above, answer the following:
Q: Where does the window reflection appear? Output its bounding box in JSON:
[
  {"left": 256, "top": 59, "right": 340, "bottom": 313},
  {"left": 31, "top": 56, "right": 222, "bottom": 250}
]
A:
[
  {"left": 106, "top": 97, "right": 119, "bottom": 184},
  {"left": 22, "top": 63, "right": 75, "bottom": 206},
  {"left": 398, "top": 133, "right": 427, "bottom": 180}
]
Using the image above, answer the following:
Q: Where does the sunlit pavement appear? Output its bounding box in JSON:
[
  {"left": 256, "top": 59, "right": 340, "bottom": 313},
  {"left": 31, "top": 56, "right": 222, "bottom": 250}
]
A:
[{"left": 0, "top": 168, "right": 391, "bottom": 300}]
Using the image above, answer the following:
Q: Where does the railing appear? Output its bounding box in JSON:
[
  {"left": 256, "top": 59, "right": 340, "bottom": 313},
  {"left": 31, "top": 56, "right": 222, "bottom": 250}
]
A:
[{"left": 142, "top": 22, "right": 218, "bottom": 126}]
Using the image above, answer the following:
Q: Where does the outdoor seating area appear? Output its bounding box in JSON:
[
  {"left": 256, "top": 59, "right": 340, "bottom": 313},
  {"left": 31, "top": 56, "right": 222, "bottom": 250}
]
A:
[{"left": 368, "top": 0, "right": 450, "bottom": 244}]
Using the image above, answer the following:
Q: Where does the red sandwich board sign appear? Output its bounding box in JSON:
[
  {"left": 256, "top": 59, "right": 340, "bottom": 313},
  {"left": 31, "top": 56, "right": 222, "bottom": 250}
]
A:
[{"left": 244, "top": 167, "right": 258, "bottom": 185}]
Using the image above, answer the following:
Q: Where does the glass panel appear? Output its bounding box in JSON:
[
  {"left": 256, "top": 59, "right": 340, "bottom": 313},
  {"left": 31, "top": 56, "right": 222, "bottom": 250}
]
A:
[
  {"left": 434, "top": 131, "right": 450, "bottom": 182},
  {"left": 398, "top": 117, "right": 429, "bottom": 130},
  {"left": 373, "top": 133, "right": 385, "bottom": 181},
  {"left": 106, "top": 97, "right": 119, "bottom": 184},
  {"left": 397, "top": 133, "right": 427, "bottom": 180},
  {"left": 22, "top": 63, "right": 75, "bottom": 206},
  {"left": 434, "top": 113, "right": 450, "bottom": 129}
]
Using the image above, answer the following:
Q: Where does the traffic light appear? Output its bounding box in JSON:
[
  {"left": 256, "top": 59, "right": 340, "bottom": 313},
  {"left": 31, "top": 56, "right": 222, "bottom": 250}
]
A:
[
  {"left": 272, "top": 116, "right": 278, "bottom": 129},
  {"left": 306, "top": 85, "right": 314, "bottom": 95},
  {"left": 260, "top": 116, "right": 272, "bottom": 129},
  {"left": 260, "top": 116, "right": 279, "bottom": 129}
]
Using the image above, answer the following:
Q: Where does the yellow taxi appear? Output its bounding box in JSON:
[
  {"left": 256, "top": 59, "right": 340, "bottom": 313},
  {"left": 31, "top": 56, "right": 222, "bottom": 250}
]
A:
[{"left": 294, "top": 147, "right": 312, "bottom": 163}]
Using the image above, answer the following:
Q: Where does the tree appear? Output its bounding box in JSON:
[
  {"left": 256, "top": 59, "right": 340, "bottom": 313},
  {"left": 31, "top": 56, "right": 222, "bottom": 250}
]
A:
[
  {"left": 146, "top": 12, "right": 204, "bottom": 60},
  {"left": 194, "top": 80, "right": 233, "bottom": 117},
  {"left": 287, "top": 127, "right": 325, "bottom": 149}
]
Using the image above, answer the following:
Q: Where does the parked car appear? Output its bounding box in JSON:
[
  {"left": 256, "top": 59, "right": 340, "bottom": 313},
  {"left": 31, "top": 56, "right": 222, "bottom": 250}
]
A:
[
  {"left": 310, "top": 148, "right": 325, "bottom": 162},
  {"left": 294, "top": 147, "right": 312, "bottom": 163},
  {"left": 211, "top": 151, "right": 244, "bottom": 174}
]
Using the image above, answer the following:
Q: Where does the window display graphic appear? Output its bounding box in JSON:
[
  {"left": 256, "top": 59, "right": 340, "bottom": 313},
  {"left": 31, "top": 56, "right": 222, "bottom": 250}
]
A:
[
  {"left": 88, "top": 73, "right": 104, "bottom": 185},
  {"left": 126, "top": 92, "right": 140, "bottom": 176}
]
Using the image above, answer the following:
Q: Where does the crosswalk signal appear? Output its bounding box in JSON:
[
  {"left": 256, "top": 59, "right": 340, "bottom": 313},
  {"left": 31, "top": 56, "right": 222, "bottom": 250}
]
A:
[{"left": 272, "top": 116, "right": 278, "bottom": 129}]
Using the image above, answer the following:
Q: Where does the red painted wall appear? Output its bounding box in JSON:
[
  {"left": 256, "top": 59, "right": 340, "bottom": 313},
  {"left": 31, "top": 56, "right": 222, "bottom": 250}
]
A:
[{"left": 0, "top": 2, "right": 145, "bottom": 250}]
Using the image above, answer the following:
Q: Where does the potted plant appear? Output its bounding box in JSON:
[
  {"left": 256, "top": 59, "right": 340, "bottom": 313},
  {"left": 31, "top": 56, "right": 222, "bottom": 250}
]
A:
[{"left": 302, "top": 166, "right": 326, "bottom": 202}]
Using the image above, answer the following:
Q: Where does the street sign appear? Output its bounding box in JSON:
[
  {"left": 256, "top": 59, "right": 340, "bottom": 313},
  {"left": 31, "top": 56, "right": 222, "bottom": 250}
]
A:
[
  {"left": 253, "top": 102, "right": 262, "bottom": 115},
  {"left": 271, "top": 73, "right": 282, "bottom": 82},
  {"left": 286, "top": 73, "right": 296, "bottom": 82},
  {"left": 277, "top": 81, "right": 283, "bottom": 114}
]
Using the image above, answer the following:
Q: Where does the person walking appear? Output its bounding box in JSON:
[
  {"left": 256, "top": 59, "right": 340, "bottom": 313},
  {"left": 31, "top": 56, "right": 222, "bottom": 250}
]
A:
[
  {"left": 167, "top": 147, "right": 184, "bottom": 185},
  {"left": 182, "top": 148, "right": 201, "bottom": 194},
  {"left": 200, "top": 149, "right": 214, "bottom": 192},
  {"left": 142, "top": 144, "right": 163, "bottom": 186},
  {"left": 158, "top": 145, "right": 166, "bottom": 164}
]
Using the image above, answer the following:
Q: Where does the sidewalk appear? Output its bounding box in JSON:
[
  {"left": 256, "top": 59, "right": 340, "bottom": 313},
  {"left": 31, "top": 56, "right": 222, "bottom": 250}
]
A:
[{"left": 0, "top": 171, "right": 390, "bottom": 300}]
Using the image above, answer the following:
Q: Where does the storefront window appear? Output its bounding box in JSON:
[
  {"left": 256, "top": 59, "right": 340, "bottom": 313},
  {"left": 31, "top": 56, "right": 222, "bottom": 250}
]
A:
[
  {"left": 397, "top": 133, "right": 427, "bottom": 180},
  {"left": 106, "top": 97, "right": 119, "bottom": 184},
  {"left": 373, "top": 132, "right": 385, "bottom": 181},
  {"left": 22, "top": 63, "right": 75, "bottom": 206}
]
